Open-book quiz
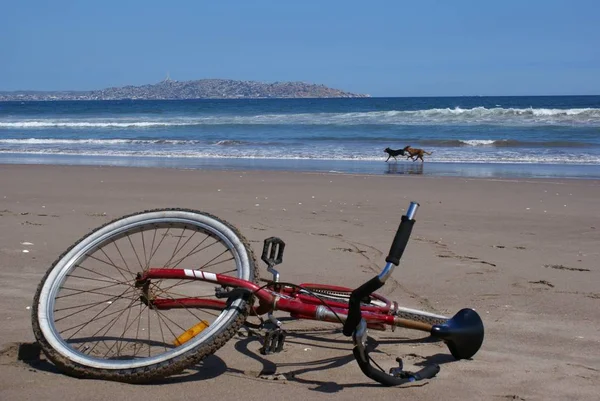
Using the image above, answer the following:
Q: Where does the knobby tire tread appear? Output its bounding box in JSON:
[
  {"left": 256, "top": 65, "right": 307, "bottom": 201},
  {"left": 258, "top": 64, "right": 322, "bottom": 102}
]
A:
[{"left": 32, "top": 208, "right": 259, "bottom": 383}]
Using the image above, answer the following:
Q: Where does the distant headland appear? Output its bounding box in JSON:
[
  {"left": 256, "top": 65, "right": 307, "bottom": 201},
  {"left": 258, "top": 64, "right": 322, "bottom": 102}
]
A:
[{"left": 0, "top": 78, "right": 370, "bottom": 101}]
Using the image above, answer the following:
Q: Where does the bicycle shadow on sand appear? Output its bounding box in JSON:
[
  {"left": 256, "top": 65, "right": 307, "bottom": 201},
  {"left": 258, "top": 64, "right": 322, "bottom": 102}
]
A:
[
  {"left": 12, "top": 329, "right": 457, "bottom": 391},
  {"left": 223, "top": 327, "right": 457, "bottom": 393},
  {"left": 2, "top": 342, "right": 62, "bottom": 375},
  {"left": 7, "top": 341, "right": 229, "bottom": 383}
]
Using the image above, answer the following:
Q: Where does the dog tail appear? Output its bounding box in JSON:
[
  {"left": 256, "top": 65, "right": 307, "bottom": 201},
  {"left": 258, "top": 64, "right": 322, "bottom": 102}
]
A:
[{"left": 424, "top": 151, "right": 433, "bottom": 155}]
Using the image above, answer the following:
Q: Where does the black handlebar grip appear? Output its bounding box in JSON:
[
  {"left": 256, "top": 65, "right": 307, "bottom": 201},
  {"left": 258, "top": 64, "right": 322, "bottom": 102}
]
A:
[
  {"left": 342, "top": 276, "right": 383, "bottom": 336},
  {"left": 385, "top": 215, "right": 415, "bottom": 266}
]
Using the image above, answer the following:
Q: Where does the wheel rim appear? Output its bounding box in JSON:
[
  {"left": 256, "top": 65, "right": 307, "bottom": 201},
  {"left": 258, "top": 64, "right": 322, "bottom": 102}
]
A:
[{"left": 37, "top": 212, "right": 252, "bottom": 370}]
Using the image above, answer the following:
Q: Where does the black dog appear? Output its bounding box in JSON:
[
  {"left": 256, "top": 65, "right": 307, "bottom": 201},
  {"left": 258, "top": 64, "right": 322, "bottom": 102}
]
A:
[{"left": 384, "top": 147, "right": 408, "bottom": 162}]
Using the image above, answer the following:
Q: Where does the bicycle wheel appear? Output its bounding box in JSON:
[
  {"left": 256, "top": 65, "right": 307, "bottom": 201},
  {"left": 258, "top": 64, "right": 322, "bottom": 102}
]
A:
[{"left": 32, "top": 209, "right": 258, "bottom": 382}]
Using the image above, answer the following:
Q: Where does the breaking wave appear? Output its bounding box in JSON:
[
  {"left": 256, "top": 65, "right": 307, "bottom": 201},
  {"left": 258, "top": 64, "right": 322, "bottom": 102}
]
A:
[
  {"left": 419, "top": 139, "right": 593, "bottom": 148},
  {"left": 1, "top": 148, "right": 599, "bottom": 165},
  {"left": 0, "top": 138, "right": 253, "bottom": 146},
  {"left": 2, "top": 106, "right": 600, "bottom": 128},
  {"left": 1, "top": 137, "right": 597, "bottom": 149}
]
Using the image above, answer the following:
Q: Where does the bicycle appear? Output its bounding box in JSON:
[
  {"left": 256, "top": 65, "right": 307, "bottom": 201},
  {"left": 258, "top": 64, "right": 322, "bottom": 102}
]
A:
[{"left": 32, "top": 201, "right": 484, "bottom": 386}]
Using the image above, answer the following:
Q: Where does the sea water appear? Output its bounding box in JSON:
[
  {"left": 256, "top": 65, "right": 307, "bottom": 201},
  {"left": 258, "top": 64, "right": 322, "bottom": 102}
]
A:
[{"left": 1, "top": 96, "right": 599, "bottom": 178}]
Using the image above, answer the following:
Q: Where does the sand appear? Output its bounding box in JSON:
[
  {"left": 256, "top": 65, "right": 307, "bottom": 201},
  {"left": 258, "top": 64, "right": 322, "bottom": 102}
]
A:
[{"left": 0, "top": 164, "right": 598, "bottom": 401}]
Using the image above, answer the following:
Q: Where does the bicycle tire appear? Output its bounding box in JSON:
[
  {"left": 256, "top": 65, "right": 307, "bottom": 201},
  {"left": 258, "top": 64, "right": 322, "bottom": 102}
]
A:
[{"left": 32, "top": 208, "right": 258, "bottom": 383}]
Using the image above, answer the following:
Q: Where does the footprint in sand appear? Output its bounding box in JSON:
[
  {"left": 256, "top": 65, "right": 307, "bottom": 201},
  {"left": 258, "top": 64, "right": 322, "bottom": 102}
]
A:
[
  {"left": 22, "top": 221, "right": 43, "bottom": 226},
  {"left": 544, "top": 264, "right": 590, "bottom": 272},
  {"left": 528, "top": 280, "right": 554, "bottom": 288}
]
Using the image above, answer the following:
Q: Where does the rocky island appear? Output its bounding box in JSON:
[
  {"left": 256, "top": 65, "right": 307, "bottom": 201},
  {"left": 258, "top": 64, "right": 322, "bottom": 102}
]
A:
[{"left": 0, "top": 79, "right": 369, "bottom": 101}]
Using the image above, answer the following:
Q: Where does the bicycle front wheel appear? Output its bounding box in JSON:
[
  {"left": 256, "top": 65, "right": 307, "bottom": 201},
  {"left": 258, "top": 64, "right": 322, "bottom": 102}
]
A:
[{"left": 32, "top": 209, "right": 257, "bottom": 382}]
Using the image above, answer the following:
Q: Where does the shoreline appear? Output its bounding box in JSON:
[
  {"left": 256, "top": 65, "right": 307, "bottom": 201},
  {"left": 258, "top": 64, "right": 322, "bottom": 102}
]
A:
[{"left": 1, "top": 153, "right": 600, "bottom": 180}]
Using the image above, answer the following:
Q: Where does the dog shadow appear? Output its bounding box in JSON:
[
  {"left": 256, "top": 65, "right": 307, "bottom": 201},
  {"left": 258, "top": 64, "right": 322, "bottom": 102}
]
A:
[{"left": 385, "top": 163, "right": 424, "bottom": 175}]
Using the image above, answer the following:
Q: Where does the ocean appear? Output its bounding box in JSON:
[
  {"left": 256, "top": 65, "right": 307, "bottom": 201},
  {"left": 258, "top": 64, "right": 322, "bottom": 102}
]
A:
[{"left": 1, "top": 96, "right": 600, "bottom": 179}]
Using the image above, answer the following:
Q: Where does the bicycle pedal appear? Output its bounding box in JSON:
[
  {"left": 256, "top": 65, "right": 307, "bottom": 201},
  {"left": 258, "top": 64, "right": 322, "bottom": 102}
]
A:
[
  {"left": 260, "top": 329, "right": 287, "bottom": 355},
  {"left": 261, "top": 237, "right": 285, "bottom": 267}
]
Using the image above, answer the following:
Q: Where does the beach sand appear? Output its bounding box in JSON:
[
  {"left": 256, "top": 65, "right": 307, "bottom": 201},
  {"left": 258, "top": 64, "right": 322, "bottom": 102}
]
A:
[{"left": 1, "top": 164, "right": 598, "bottom": 400}]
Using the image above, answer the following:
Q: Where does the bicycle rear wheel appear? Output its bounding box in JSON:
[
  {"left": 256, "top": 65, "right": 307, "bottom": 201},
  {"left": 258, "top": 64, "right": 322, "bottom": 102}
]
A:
[{"left": 32, "top": 209, "right": 257, "bottom": 382}]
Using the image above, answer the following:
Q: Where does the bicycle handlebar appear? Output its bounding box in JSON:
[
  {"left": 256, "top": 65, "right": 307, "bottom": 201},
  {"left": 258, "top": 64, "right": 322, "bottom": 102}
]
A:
[
  {"left": 342, "top": 201, "right": 419, "bottom": 337},
  {"left": 344, "top": 202, "right": 440, "bottom": 386},
  {"left": 385, "top": 215, "right": 416, "bottom": 266},
  {"left": 385, "top": 201, "right": 419, "bottom": 266},
  {"left": 342, "top": 276, "right": 384, "bottom": 336},
  {"left": 353, "top": 343, "right": 440, "bottom": 386}
]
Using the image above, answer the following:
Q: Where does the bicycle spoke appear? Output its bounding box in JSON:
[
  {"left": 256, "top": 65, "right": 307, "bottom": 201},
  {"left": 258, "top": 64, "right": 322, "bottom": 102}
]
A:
[
  {"left": 170, "top": 227, "right": 201, "bottom": 263},
  {"left": 64, "top": 274, "right": 127, "bottom": 286},
  {"left": 115, "top": 295, "right": 135, "bottom": 357},
  {"left": 113, "top": 240, "right": 134, "bottom": 275},
  {"left": 146, "top": 227, "right": 170, "bottom": 268},
  {"left": 149, "top": 283, "right": 219, "bottom": 321},
  {"left": 62, "top": 303, "right": 137, "bottom": 347},
  {"left": 141, "top": 228, "right": 148, "bottom": 270},
  {"left": 99, "top": 246, "right": 132, "bottom": 283},
  {"left": 141, "top": 227, "right": 158, "bottom": 271},
  {"left": 35, "top": 210, "right": 253, "bottom": 379},
  {"left": 56, "top": 283, "right": 134, "bottom": 302},
  {"left": 66, "top": 263, "right": 135, "bottom": 288},
  {"left": 60, "top": 286, "right": 136, "bottom": 339},
  {"left": 55, "top": 293, "right": 135, "bottom": 322},
  {"left": 153, "top": 306, "right": 169, "bottom": 354},
  {"left": 127, "top": 233, "right": 145, "bottom": 271},
  {"left": 96, "top": 300, "right": 147, "bottom": 358},
  {"left": 167, "top": 237, "right": 219, "bottom": 268},
  {"left": 200, "top": 251, "right": 234, "bottom": 270},
  {"left": 146, "top": 301, "right": 151, "bottom": 357},
  {"left": 134, "top": 302, "right": 143, "bottom": 358},
  {"left": 164, "top": 227, "right": 189, "bottom": 268},
  {"left": 85, "top": 252, "right": 136, "bottom": 280},
  {"left": 85, "top": 295, "right": 141, "bottom": 357}
]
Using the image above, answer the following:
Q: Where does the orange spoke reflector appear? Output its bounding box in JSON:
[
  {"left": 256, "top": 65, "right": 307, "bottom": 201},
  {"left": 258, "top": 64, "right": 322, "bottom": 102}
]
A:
[{"left": 173, "top": 320, "right": 210, "bottom": 346}]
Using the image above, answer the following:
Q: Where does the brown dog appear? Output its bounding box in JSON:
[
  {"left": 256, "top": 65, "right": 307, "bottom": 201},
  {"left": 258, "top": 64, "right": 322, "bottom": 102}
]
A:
[{"left": 403, "top": 146, "right": 433, "bottom": 162}]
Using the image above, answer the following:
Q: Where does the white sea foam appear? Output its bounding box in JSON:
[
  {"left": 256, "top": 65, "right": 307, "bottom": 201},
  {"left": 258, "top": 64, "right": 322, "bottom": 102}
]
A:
[
  {"left": 0, "top": 121, "right": 192, "bottom": 128},
  {"left": 214, "top": 140, "right": 247, "bottom": 146},
  {"left": 0, "top": 138, "right": 197, "bottom": 145},
  {"left": 1, "top": 107, "right": 599, "bottom": 128},
  {"left": 2, "top": 148, "right": 599, "bottom": 165},
  {"left": 459, "top": 139, "right": 498, "bottom": 146},
  {"left": 0, "top": 138, "right": 131, "bottom": 144}
]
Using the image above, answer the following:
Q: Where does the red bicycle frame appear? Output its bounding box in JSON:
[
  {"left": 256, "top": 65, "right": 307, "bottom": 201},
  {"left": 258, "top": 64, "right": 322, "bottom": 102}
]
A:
[
  {"left": 139, "top": 268, "right": 436, "bottom": 333},
  {"left": 131, "top": 201, "right": 484, "bottom": 387}
]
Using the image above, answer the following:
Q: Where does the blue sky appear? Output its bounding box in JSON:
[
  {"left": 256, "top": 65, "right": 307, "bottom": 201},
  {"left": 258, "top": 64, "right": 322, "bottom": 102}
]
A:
[{"left": 1, "top": 0, "right": 599, "bottom": 96}]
